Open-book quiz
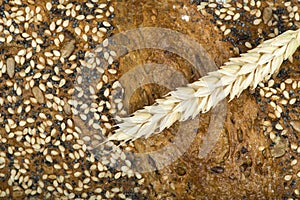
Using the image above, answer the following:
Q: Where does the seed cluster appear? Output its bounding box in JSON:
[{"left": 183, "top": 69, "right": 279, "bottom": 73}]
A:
[
  {"left": 73, "top": 42, "right": 126, "bottom": 146},
  {"left": 259, "top": 76, "right": 299, "bottom": 157},
  {"left": 257, "top": 68, "right": 300, "bottom": 198},
  {"left": 196, "top": 0, "right": 300, "bottom": 54},
  {"left": 0, "top": 0, "right": 147, "bottom": 199}
]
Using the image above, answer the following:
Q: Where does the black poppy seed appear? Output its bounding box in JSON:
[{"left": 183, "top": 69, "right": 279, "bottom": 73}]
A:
[
  {"left": 241, "top": 147, "right": 248, "bottom": 154},
  {"left": 34, "top": 79, "right": 41, "bottom": 86},
  {"left": 269, "top": 141, "right": 276, "bottom": 148},
  {"left": 8, "top": 161, "right": 13, "bottom": 168},
  {"left": 72, "top": 21, "right": 79, "bottom": 28},
  {"left": 108, "top": 14, "right": 115, "bottom": 19}
]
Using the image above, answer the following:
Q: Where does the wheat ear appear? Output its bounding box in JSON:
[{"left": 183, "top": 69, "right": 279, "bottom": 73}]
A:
[{"left": 108, "top": 29, "right": 300, "bottom": 143}]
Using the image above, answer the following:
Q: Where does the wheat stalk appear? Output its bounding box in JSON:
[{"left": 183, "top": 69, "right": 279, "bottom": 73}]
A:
[{"left": 108, "top": 29, "right": 300, "bottom": 143}]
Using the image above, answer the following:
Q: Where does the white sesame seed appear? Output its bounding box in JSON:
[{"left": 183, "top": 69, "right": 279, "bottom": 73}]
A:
[
  {"left": 292, "top": 81, "right": 297, "bottom": 89},
  {"left": 19, "top": 120, "right": 26, "bottom": 126},
  {"left": 285, "top": 78, "right": 293, "bottom": 84},
  {"left": 56, "top": 19, "right": 62, "bottom": 26},
  {"left": 102, "top": 74, "right": 108, "bottom": 83},
  {"left": 74, "top": 172, "right": 81, "bottom": 177},
  {"left": 103, "top": 39, "right": 109, "bottom": 47},
  {"left": 71, "top": 9, "right": 76, "bottom": 17},
  {"left": 284, "top": 175, "right": 292, "bottom": 181},
  {"left": 276, "top": 105, "right": 283, "bottom": 113},
  {"left": 268, "top": 79, "right": 275, "bottom": 87},
  {"left": 265, "top": 92, "right": 272, "bottom": 98},
  {"left": 76, "top": 15, "right": 85, "bottom": 20},
  {"left": 275, "top": 110, "right": 281, "bottom": 118},
  {"left": 114, "top": 172, "right": 121, "bottom": 179},
  {"left": 49, "top": 22, "right": 56, "bottom": 31},
  {"left": 103, "top": 21, "right": 111, "bottom": 27},
  {"left": 291, "top": 159, "right": 298, "bottom": 166},
  {"left": 233, "top": 13, "right": 240, "bottom": 21},
  {"left": 55, "top": 114, "right": 64, "bottom": 121},
  {"left": 65, "top": 183, "right": 73, "bottom": 191},
  {"left": 283, "top": 91, "right": 290, "bottom": 99},
  {"left": 45, "top": 155, "right": 53, "bottom": 163},
  {"left": 68, "top": 55, "right": 76, "bottom": 61},
  {"left": 94, "top": 188, "right": 102, "bottom": 194},
  {"left": 289, "top": 98, "right": 296, "bottom": 105},
  {"left": 84, "top": 25, "right": 90, "bottom": 33},
  {"left": 53, "top": 50, "right": 61, "bottom": 57},
  {"left": 46, "top": 2, "right": 52, "bottom": 11},
  {"left": 269, "top": 132, "right": 276, "bottom": 141},
  {"left": 52, "top": 75, "right": 60, "bottom": 81},
  {"left": 224, "top": 15, "right": 232, "bottom": 21},
  {"left": 296, "top": 13, "right": 300, "bottom": 21},
  {"left": 275, "top": 123, "right": 283, "bottom": 130},
  {"left": 224, "top": 29, "right": 231, "bottom": 36},
  {"left": 75, "top": 27, "right": 81, "bottom": 36},
  {"left": 36, "top": 14, "right": 43, "bottom": 21},
  {"left": 17, "top": 49, "right": 26, "bottom": 56},
  {"left": 99, "top": 3, "right": 107, "bottom": 8},
  {"left": 245, "top": 42, "right": 252, "bottom": 48},
  {"left": 16, "top": 87, "right": 22, "bottom": 96},
  {"left": 280, "top": 82, "right": 285, "bottom": 90}
]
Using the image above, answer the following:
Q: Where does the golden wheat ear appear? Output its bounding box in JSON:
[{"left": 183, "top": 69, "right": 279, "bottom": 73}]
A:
[{"left": 108, "top": 29, "right": 300, "bottom": 143}]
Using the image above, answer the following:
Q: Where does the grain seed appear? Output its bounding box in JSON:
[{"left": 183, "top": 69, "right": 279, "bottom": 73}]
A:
[
  {"left": 6, "top": 58, "right": 15, "bottom": 78},
  {"left": 32, "top": 86, "right": 45, "bottom": 104}
]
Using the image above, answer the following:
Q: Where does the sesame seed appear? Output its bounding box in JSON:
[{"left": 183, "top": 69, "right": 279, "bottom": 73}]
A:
[
  {"left": 245, "top": 42, "right": 252, "bottom": 48},
  {"left": 46, "top": 2, "right": 52, "bottom": 11},
  {"left": 284, "top": 175, "right": 292, "bottom": 181},
  {"left": 275, "top": 124, "right": 283, "bottom": 130},
  {"left": 224, "top": 29, "right": 231, "bottom": 36},
  {"left": 55, "top": 114, "right": 64, "bottom": 121}
]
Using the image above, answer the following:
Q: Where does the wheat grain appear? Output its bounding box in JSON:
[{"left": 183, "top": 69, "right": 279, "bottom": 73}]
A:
[{"left": 108, "top": 29, "right": 300, "bottom": 143}]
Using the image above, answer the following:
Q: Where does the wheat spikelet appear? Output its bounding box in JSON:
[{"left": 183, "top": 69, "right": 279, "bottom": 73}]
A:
[{"left": 108, "top": 29, "right": 300, "bottom": 143}]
